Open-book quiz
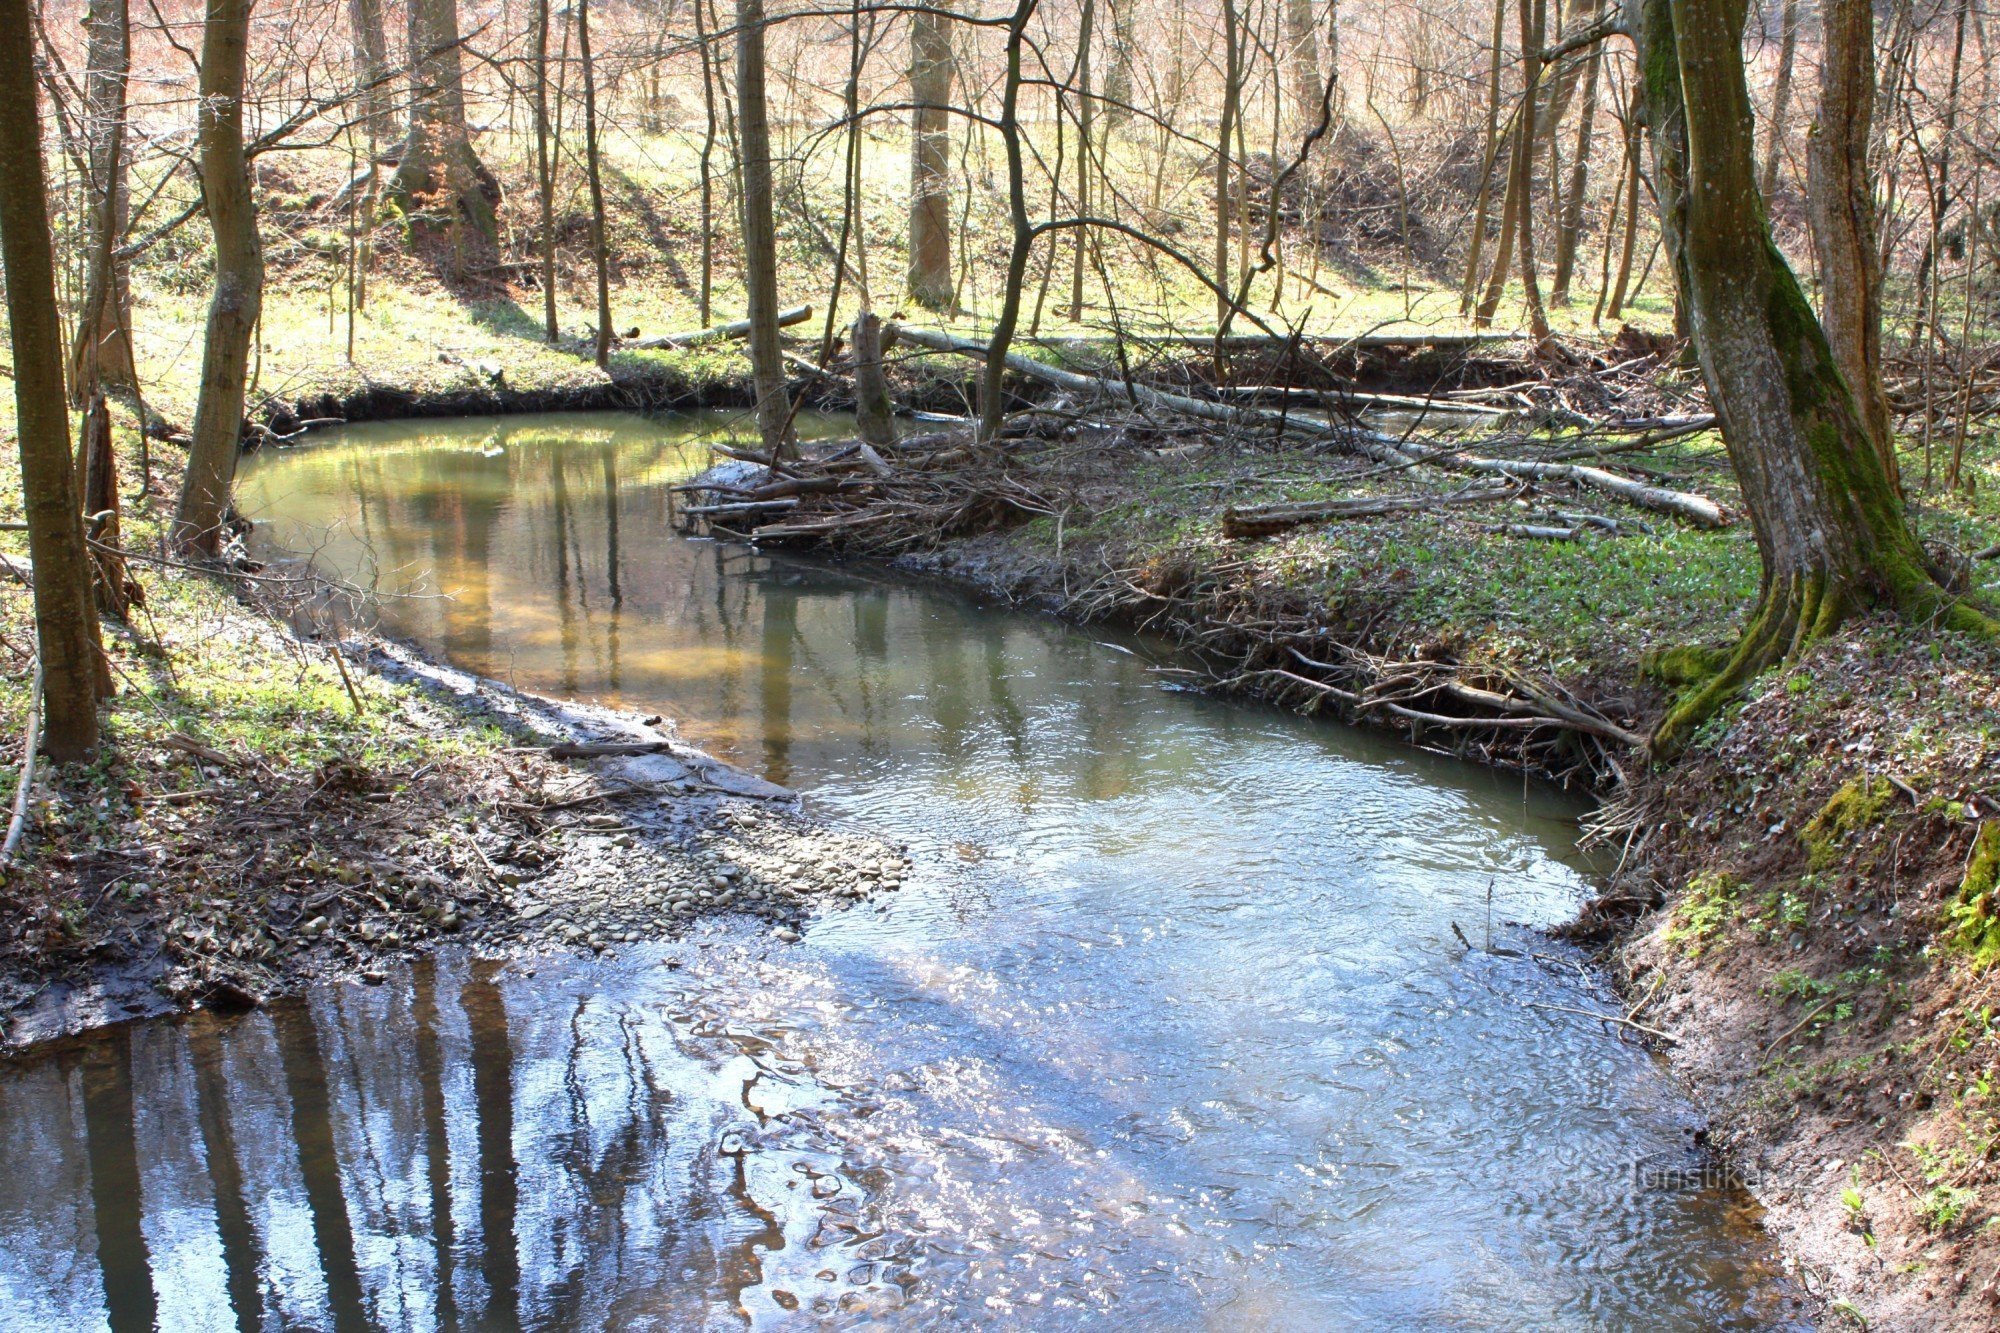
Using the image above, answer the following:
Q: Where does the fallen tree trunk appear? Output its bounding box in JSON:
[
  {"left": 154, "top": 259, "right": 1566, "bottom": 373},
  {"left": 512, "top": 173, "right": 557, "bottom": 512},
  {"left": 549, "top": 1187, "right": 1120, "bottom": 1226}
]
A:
[
  {"left": 1211, "top": 385, "right": 1512, "bottom": 417},
  {"left": 628, "top": 303, "right": 811, "bottom": 350},
  {"left": 1222, "top": 484, "right": 1517, "bottom": 538},
  {"left": 1027, "top": 330, "right": 1526, "bottom": 354},
  {"left": 893, "top": 324, "right": 1731, "bottom": 528}
]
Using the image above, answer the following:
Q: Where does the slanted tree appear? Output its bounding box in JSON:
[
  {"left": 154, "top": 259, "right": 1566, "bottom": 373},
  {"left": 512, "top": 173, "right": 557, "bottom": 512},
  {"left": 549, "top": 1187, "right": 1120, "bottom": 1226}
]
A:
[
  {"left": 173, "top": 0, "right": 264, "bottom": 558},
  {"left": 0, "top": 0, "right": 106, "bottom": 759},
  {"left": 735, "top": 0, "right": 795, "bottom": 458},
  {"left": 1632, "top": 0, "right": 1994, "bottom": 754},
  {"left": 907, "top": 0, "right": 957, "bottom": 310},
  {"left": 69, "top": 0, "right": 136, "bottom": 401},
  {"left": 1808, "top": 0, "right": 1895, "bottom": 486},
  {"left": 390, "top": 0, "right": 500, "bottom": 243}
]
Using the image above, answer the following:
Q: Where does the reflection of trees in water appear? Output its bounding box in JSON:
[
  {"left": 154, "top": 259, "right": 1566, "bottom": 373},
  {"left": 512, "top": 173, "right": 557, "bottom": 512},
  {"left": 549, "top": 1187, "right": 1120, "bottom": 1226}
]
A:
[
  {"left": 408, "top": 961, "right": 460, "bottom": 1329},
  {"left": 462, "top": 961, "right": 521, "bottom": 1328},
  {"left": 83, "top": 1027, "right": 157, "bottom": 1332},
  {"left": 188, "top": 1021, "right": 265, "bottom": 1332},
  {"left": 272, "top": 1002, "right": 370, "bottom": 1331}
]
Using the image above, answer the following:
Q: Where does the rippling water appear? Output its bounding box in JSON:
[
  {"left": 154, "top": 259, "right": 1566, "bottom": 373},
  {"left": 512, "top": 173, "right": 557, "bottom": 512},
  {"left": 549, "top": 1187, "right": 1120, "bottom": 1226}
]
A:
[{"left": 0, "top": 413, "right": 1807, "bottom": 1329}]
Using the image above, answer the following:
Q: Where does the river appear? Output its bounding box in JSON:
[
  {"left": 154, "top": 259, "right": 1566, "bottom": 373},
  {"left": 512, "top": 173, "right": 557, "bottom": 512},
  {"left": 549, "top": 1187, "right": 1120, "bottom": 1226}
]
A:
[{"left": 0, "top": 411, "right": 1805, "bottom": 1329}]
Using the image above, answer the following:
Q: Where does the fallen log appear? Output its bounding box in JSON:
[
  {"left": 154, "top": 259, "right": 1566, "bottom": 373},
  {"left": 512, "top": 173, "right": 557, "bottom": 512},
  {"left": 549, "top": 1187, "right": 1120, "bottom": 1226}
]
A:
[
  {"left": 1026, "top": 330, "right": 1525, "bottom": 354},
  {"left": 1212, "top": 385, "right": 1511, "bottom": 418},
  {"left": 1221, "top": 484, "right": 1516, "bottom": 539},
  {"left": 893, "top": 324, "right": 1731, "bottom": 528},
  {"left": 628, "top": 304, "right": 812, "bottom": 350}
]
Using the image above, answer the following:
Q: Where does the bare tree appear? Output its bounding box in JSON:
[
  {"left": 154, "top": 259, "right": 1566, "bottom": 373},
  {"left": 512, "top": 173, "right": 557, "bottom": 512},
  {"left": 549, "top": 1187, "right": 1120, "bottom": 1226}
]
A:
[
  {"left": 579, "top": 0, "right": 614, "bottom": 366},
  {"left": 908, "top": 0, "right": 957, "bottom": 309},
  {"left": 1758, "top": 0, "right": 1800, "bottom": 199},
  {"left": 0, "top": 0, "right": 105, "bottom": 759},
  {"left": 174, "top": 0, "right": 264, "bottom": 559},
  {"left": 69, "top": 0, "right": 136, "bottom": 401},
  {"left": 736, "top": 0, "right": 795, "bottom": 458}
]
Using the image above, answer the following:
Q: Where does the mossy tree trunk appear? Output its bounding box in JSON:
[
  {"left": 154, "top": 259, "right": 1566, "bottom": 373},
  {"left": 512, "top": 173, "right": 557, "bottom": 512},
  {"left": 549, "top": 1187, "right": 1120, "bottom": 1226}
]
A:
[
  {"left": 1633, "top": 0, "right": 1993, "bottom": 755},
  {"left": 174, "top": 0, "right": 264, "bottom": 559}
]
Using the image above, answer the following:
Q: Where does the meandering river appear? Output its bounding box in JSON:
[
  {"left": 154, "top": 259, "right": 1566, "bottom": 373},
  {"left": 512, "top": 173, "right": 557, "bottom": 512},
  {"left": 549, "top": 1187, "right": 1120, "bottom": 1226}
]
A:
[{"left": 0, "top": 412, "right": 1806, "bottom": 1328}]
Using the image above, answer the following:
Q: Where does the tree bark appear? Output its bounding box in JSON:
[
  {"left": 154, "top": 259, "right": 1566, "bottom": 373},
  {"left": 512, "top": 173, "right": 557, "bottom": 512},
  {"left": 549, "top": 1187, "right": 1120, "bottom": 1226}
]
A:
[
  {"left": 578, "top": 0, "right": 612, "bottom": 366},
  {"left": 0, "top": 0, "right": 105, "bottom": 759},
  {"left": 735, "top": 0, "right": 795, "bottom": 458},
  {"left": 1511, "top": 0, "right": 1552, "bottom": 341},
  {"left": 532, "top": 0, "right": 559, "bottom": 339},
  {"left": 1462, "top": 0, "right": 1510, "bottom": 316},
  {"left": 1808, "top": 0, "right": 1896, "bottom": 487},
  {"left": 173, "top": 0, "right": 265, "bottom": 560},
  {"left": 346, "top": 0, "right": 395, "bottom": 146},
  {"left": 1632, "top": 0, "right": 1988, "bottom": 754},
  {"left": 1101, "top": 0, "right": 1135, "bottom": 127},
  {"left": 1284, "top": 0, "right": 1323, "bottom": 127},
  {"left": 1550, "top": 0, "right": 1603, "bottom": 303},
  {"left": 907, "top": 0, "right": 956, "bottom": 310},
  {"left": 1215, "top": 0, "right": 1242, "bottom": 329},
  {"left": 852, "top": 311, "right": 898, "bottom": 447},
  {"left": 1758, "top": 0, "right": 1799, "bottom": 199},
  {"left": 68, "top": 0, "right": 136, "bottom": 401},
  {"left": 390, "top": 0, "right": 501, "bottom": 243}
]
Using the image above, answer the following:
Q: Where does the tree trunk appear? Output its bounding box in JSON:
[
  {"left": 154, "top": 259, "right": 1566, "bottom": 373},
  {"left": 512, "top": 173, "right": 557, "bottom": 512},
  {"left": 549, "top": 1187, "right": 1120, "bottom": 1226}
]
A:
[
  {"left": 390, "top": 0, "right": 501, "bottom": 243},
  {"left": 1284, "top": 0, "right": 1323, "bottom": 126},
  {"left": 1634, "top": 0, "right": 1988, "bottom": 754},
  {"left": 173, "top": 0, "right": 265, "bottom": 560},
  {"left": 0, "top": 0, "right": 106, "bottom": 760},
  {"left": 977, "top": 0, "right": 1037, "bottom": 445},
  {"left": 346, "top": 0, "right": 394, "bottom": 146},
  {"left": 1069, "top": 0, "right": 1094, "bottom": 322},
  {"left": 79, "top": 393, "right": 130, "bottom": 619},
  {"left": 1462, "top": 0, "right": 1510, "bottom": 316},
  {"left": 907, "top": 0, "right": 956, "bottom": 310},
  {"left": 1510, "top": 0, "right": 1551, "bottom": 341},
  {"left": 1808, "top": 0, "right": 1896, "bottom": 487},
  {"left": 532, "top": 0, "right": 559, "bottom": 339},
  {"left": 1550, "top": 0, "right": 1603, "bottom": 303},
  {"left": 1101, "top": 0, "right": 1135, "bottom": 128},
  {"left": 735, "top": 0, "right": 795, "bottom": 458},
  {"left": 1215, "top": 0, "right": 1242, "bottom": 329},
  {"left": 1758, "top": 0, "right": 1799, "bottom": 199},
  {"left": 579, "top": 0, "right": 612, "bottom": 366},
  {"left": 852, "top": 311, "right": 898, "bottom": 447},
  {"left": 69, "top": 0, "right": 136, "bottom": 401},
  {"left": 694, "top": 0, "right": 718, "bottom": 323}
]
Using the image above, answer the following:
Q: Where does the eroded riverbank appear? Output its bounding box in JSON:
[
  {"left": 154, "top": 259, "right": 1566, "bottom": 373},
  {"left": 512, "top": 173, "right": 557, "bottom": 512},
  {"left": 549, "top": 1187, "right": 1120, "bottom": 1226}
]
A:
[{"left": 0, "top": 408, "right": 1816, "bottom": 1327}]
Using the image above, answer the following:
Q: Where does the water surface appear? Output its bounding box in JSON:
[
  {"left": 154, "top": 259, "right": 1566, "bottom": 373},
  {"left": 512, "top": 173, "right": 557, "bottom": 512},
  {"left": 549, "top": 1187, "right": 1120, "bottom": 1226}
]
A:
[{"left": 0, "top": 412, "right": 1805, "bottom": 1328}]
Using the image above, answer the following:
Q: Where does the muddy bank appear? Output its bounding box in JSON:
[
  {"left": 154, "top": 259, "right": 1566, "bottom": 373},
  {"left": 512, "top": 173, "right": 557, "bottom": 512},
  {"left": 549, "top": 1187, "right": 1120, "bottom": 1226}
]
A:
[
  {"left": 248, "top": 333, "right": 1558, "bottom": 441},
  {"left": 0, "top": 621, "right": 904, "bottom": 1057}
]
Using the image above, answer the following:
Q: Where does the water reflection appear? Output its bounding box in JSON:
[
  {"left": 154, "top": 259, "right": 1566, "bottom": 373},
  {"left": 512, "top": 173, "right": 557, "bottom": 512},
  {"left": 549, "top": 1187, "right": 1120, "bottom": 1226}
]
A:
[{"left": 0, "top": 413, "right": 1810, "bottom": 1329}]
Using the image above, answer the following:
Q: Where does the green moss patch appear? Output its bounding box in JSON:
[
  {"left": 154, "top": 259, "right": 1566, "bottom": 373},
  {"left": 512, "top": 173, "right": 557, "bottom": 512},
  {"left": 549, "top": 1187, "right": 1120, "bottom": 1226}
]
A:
[
  {"left": 1800, "top": 775, "right": 1898, "bottom": 870},
  {"left": 1947, "top": 822, "right": 2000, "bottom": 968}
]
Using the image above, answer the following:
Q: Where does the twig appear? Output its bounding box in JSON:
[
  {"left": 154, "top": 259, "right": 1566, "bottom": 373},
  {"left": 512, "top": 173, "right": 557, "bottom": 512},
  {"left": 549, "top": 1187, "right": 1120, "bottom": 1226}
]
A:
[{"left": 3, "top": 656, "right": 42, "bottom": 862}]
